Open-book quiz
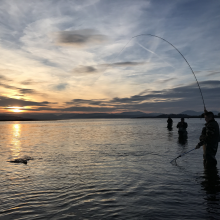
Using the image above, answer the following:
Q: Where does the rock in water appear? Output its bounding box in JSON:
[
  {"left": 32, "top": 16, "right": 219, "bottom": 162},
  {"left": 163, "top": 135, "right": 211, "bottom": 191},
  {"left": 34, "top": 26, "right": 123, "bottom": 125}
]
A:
[
  {"left": 8, "top": 159, "right": 28, "bottom": 164},
  {"left": 23, "top": 155, "right": 34, "bottom": 160},
  {"left": 8, "top": 156, "right": 33, "bottom": 164}
]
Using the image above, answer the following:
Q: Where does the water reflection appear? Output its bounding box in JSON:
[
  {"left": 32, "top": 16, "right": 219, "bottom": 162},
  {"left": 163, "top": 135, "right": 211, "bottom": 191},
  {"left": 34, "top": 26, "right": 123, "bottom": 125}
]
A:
[
  {"left": 10, "top": 123, "right": 21, "bottom": 158},
  {"left": 201, "top": 167, "right": 220, "bottom": 218},
  {"left": 177, "top": 134, "right": 188, "bottom": 146},
  {"left": 167, "top": 127, "right": 173, "bottom": 141}
]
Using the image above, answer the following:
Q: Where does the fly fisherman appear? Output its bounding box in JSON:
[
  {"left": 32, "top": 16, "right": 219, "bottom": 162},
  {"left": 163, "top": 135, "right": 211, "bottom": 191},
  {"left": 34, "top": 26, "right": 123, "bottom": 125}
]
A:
[
  {"left": 196, "top": 111, "right": 220, "bottom": 168},
  {"left": 167, "top": 117, "right": 173, "bottom": 129},
  {"left": 177, "top": 118, "right": 188, "bottom": 137}
]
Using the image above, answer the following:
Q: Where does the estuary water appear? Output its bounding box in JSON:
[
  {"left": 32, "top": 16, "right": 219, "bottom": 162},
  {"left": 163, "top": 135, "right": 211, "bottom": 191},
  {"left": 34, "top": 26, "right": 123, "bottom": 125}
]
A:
[{"left": 0, "top": 118, "right": 220, "bottom": 220}]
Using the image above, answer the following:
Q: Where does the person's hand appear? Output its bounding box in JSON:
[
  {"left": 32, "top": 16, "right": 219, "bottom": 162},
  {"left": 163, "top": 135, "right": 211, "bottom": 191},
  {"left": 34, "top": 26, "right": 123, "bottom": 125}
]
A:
[
  {"left": 196, "top": 144, "right": 200, "bottom": 149},
  {"left": 204, "top": 107, "right": 208, "bottom": 113}
]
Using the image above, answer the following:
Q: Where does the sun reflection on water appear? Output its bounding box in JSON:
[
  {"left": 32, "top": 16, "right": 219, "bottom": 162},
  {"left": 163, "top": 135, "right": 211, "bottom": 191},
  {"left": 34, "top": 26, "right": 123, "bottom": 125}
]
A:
[{"left": 11, "top": 123, "right": 21, "bottom": 158}]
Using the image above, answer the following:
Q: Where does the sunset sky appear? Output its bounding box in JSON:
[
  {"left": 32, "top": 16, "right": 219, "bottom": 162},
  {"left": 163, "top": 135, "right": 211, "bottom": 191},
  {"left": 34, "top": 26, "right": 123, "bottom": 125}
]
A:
[{"left": 0, "top": 0, "right": 220, "bottom": 114}]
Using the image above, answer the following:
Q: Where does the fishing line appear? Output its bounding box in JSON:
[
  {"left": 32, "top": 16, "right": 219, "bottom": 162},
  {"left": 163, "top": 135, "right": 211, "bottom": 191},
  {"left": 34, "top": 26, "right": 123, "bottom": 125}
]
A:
[
  {"left": 170, "top": 148, "right": 197, "bottom": 163},
  {"left": 116, "top": 34, "right": 206, "bottom": 109}
]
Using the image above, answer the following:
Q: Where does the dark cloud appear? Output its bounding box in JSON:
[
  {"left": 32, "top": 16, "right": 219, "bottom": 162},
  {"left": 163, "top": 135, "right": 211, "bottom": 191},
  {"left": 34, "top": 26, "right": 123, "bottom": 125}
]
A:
[
  {"left": 20, "top": 79, "right": 39, "bottom": 85},
  {"left": 56, "top": 29, "right": 107, "bottom": 47},
  {"left": 63, "top": 106, "right": 115, "bottom": 112},
  {"left": 0, "top": 82, "right": 17, "bottom": 89},
  {"left": 0, "top": 74, "right": 12, "bottom": 81},
  {"left": 66, "top": 99, "right": 106, "bottom": 106},
  {"left": 26, "top": 106, "right": 116, "bottom": 113},
  {"left": 0, "top": 95, "right": 53, "bottom": 107},
  {"left": 110, "top": 62, "right": 146, "bottom": 67},
  {"left": 109, "top": 81, "right": 220, "bottom": 105},
  {"left": 53, "top": 83, "right": 68, "bottom": 91},
  {"left": 0, "top": 82, "right": 45, "bottom": 96},
  {"left": 158, "top": 78, "right": 176, "bottom": 83},
  {"left": 73, "top": 66, "right": 99, "bottom": 74},
  {"left": 62, "top": 80, "right": 220, "bottom": 113},
  {"left": 19, "top": 88, "right": 38, "bottom": 94},
  {"left": 72, "top": 61, "right": 146, "bottom": 74},
  {"left": 2, "top": 80, "right": 218, "bottom": 113}
]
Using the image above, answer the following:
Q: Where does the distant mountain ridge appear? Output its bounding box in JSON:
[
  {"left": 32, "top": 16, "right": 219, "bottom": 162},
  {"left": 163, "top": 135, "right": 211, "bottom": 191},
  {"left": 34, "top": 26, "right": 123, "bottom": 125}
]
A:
[
  {"left": 0, "top": 114, "right": 34, "bottom": 121},
  {"left": 0, "top": 112, "right": 162, "bottom": 121},
  {"left": 180, "top": 110, "right": 219, "bottom": 116},
  {"left": 0, "top": 110, "right": 219, "bottom": 121}
]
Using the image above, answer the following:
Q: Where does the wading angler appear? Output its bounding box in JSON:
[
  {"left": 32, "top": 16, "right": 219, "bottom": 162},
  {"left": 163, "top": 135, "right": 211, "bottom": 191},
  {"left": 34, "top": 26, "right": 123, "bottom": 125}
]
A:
[{"left": 196, "top": 111, "right": 220, "bottom": 168}]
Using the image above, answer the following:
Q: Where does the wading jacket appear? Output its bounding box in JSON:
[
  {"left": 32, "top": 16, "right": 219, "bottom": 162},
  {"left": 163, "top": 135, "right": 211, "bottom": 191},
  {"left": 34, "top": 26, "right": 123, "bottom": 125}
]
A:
[
  {"left": 198, "top": 119, "right": 220, "bottom": 160},
  {"left": 177, "top": 122, "right": 188, "bottom": 132}
]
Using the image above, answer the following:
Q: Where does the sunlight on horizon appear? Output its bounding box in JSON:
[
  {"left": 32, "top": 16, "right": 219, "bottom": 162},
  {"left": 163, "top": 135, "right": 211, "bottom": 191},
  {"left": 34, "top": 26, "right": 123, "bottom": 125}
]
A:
[{"left": 7, "top": 107, "right": 25, "bottom": 113}]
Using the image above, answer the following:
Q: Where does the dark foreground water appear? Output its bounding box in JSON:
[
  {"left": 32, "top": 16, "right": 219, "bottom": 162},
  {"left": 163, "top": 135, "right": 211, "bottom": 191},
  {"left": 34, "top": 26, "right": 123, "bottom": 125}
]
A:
[{"left": 0, "top": 118, "right": 220, "bottom": 220}]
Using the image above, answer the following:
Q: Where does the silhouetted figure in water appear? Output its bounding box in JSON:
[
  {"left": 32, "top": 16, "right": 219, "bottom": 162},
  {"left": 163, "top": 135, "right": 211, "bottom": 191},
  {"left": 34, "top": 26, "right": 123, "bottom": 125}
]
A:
[
  {"left": 177, "top": 118, "right": 188, "bottom": 139},
  {"left": 167, "top": 117, "right": 173, "bottom": 129},
  {"left": 196, "top": 111, "right": 220, "bottom": 169}
]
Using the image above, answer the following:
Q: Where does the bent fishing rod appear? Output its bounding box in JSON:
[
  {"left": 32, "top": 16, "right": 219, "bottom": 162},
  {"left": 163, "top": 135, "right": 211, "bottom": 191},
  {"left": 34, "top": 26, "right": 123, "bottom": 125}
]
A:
[
  {"left": 170, "top": 148, "right": 197, "bottom": 163},
  {"left": 117, "top": 34, "right": 206, "bottom": 110},
  {"left": 116, "top": 35, "right": 205, "bottom": 163}
]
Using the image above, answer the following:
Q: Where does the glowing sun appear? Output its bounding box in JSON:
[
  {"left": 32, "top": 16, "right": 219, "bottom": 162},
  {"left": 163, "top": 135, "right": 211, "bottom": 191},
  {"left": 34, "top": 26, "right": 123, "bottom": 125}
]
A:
[{"left": 7, "top": 107, "right": 24, "bottom": 113}]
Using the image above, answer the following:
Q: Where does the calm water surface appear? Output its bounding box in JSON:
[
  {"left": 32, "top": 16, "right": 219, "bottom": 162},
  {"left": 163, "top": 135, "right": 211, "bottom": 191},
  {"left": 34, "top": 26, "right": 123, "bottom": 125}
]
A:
[{"left": 0, "top": 118, "right": 220, "bottom": 219}]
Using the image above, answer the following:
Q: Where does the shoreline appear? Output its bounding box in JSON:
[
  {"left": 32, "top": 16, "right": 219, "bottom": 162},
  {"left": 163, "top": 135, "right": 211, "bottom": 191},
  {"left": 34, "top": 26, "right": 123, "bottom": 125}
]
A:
[{"left": 1, "top": 116, "right": 220, "bottom": 122}]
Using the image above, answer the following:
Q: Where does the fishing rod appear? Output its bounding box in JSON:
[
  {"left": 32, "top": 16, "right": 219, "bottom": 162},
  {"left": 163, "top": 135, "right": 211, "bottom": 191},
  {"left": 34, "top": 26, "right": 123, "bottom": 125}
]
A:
[
  {"left": 117, "top": 34, "right": 206, "bottom": 110},
  {"left": 170, "top": 148, "right": 197, "bottom": 163}
]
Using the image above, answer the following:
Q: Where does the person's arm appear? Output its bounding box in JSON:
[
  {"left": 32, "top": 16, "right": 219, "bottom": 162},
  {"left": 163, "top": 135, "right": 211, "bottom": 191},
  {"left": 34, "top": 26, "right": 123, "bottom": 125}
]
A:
[
  {"left": 196, "top": 127, "right": 206, "bottom": 148},
  {"left": 177, "top": 122, "right": 179, "bottom": 128},
  {"left": 196, "top": 124, "right": 217, "bottom": 148}
]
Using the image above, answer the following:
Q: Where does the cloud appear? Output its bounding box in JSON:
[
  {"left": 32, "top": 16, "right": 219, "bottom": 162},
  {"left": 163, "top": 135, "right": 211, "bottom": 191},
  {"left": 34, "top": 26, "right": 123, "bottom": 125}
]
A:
[
  {"left": 18, "top": 88, "right": 38, "bottom": 94},
  {"left": 158, "top": 78, "right": 176, "bottom": 83},
  {"left": 108, "top": 80, "right": 220, "bottom": 104},
  {"left": 0, "top": 82, "right": 17, "bottom": 90},
  {"left": 207, "top": 71, "right": 220, "bottom": 76},
  {"left": 63, "top": 80, "right": 220, "bottom": 113},
  {"left": 10, "top": 80, "right": 218, "bottom": 113},
  {"left": 73, "top": 66, "right": 99, "bottom": 74},
  {"left": 0, "top": 74, "right": 12, "bottom": 81},
  {"left": 72, "top": 61, "right": 146, "bottom": 74},
  {"left": 109, "top": 61, "right": 146, "bottom": 67},
  {"left": 0, "top": 0, "right": 220, "bottom": 114},
  {"left": 53, "top": 83, "right": 68, "bottom": 91},
  {"left": 66, "top": 98, "right": 106, "bottom": 106},
  {"left": 63, "top": 106, "right": 115, "bottom": 112},
  {"left": 0, "top": 82, "right": 44, "bottom": 96},
  {"left": 0, "top": 95, "right": 52, "bottom": 107},
  {"left": 27, "top": 106, "right": 116, "bottom": 113},
  {"left": 56, "top": 29, "right": 108, "bottom": 47},
  {"left": 20, "top": 79, "right": 39, "bottom": 85}
]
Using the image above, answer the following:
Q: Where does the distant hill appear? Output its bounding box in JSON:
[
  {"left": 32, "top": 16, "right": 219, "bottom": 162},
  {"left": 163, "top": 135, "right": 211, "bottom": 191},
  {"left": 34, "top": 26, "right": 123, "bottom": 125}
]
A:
[
  {"left": 20, "top": 112, "right": 162, "bottom": 120},
  {"left": 0, "top": 110, "right": 219, "bottom": 121},
  {"left": 180, "top": 110, "right": 203, "bottom": 116},
  {"left": 0, "top": 114, "right": 34, "bottom": 121},
  {"left": 0, "top": 112, "right": 162, "bottom": 121},
  {"left": 156, "top": 114, "right": 196, "bottom": 118},
  {"left": 180, "top": 110, "right": 219, "bottom": 116}
]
